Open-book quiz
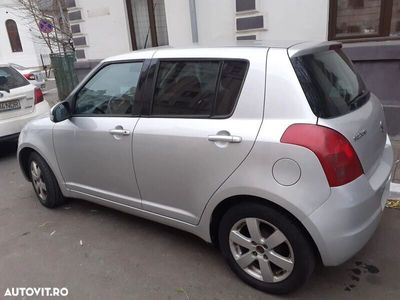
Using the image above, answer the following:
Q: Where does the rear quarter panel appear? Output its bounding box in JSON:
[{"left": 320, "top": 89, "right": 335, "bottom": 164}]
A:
[
  {"left": 197, "top": 48, "right": 331, "bottom": 241},
  {"left": 317, "top": 94, "right": 388, "bottom": 178}
]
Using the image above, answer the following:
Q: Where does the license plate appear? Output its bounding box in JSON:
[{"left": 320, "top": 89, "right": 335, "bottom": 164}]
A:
[
  {"left": 0, "top": 99, "right": 21, "bottom": 112},
  {"left": 35, "top": 73, "right": 44, "bottom": 81}
]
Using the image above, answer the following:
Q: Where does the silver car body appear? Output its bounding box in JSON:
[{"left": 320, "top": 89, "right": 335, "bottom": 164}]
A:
[{"left": 17, "top": 41, "right": 393, "bottom": 266}]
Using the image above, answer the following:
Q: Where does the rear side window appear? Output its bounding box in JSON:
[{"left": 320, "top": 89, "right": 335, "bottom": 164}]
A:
[
  {"left": 291, "top": 49, "right": 368, "bottom": 118},
  {"left": 153, "top": 61, "right": 220, "bottom": 116},
  {"left": 151, "top": 60, "right": 248, "bottom": 117},
  {"left": 0, "top": 67, "right": 29, "bottom": 92},
  {"left": 215, "top": 61, "right": 248, "bottom": 116}
]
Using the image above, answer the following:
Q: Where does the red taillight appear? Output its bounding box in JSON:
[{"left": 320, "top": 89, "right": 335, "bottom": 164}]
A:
[
  {"left": 281, "top": 124, "right": 363, "bottom": 187},
  {"left": 34, "top": 88, "right": 44, "bottom": 104},
  {"left": 24, "top": 73, "right": 35, "bottom": 80}
]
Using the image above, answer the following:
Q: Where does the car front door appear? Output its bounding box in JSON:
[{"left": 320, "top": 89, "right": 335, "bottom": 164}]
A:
[
  {"left": 133, "top": 53, "right": 266, "bottom": 224},
  {"left": 53, "top": 61, "right": 145, "bottom": 208}
]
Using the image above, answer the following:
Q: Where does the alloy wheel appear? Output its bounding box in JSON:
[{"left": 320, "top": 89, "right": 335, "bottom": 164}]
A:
[
  {"left": 30, "top": 161, "right": 47, "bottom": 201},
  {"left": 229, "top": 218, "right": 294, "bottom": 283}
]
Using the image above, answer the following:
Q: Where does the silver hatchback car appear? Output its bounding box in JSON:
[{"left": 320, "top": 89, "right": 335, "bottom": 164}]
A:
[{"left": 18, "top": 41, "right": 393, "bottom": 294}]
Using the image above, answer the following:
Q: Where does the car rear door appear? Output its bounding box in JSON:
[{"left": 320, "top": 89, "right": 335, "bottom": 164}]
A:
[
  {"left": 0, "top": 66, "right": 35, "bottom": 120},
  {"left": 53, "top": 60, "right": 147, "bottom": 208},
  {"left": 133, "top": 49, "right": 267, "bottom": 224}
]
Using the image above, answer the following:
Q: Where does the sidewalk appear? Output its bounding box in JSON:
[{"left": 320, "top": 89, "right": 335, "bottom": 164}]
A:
[
  {"left": 392, "top": 140, "right": 400, "bottom": 182},
  {"left": 43, "top": 78, "right": 59, "bottom": 107},
  {"left": 390, "top": 139, "right": 400, "bottom": 200}
]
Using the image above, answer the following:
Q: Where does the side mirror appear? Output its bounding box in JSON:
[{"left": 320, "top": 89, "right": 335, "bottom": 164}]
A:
[{"left": 50, "top": 101, "right": 71, "bottom": 123}]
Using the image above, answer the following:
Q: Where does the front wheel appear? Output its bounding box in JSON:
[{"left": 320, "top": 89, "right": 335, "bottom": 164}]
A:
[
  {"left": 218, "top": 203, "right": 316, "bottom": 294},
  {"left": 29, "top": 152, "right": 65, "bottom": 208}
]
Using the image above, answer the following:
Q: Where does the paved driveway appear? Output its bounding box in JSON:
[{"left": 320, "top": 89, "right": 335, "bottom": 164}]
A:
[{"left": 0, "top": 141, "right": 399, "bottom": 300}]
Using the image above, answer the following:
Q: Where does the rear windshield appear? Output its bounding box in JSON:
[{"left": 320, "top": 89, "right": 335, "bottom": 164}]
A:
[
  {"left": 291, "top": 49, "right": 369, "bottom": 118},
  {"left": 0, "top": 67, "right": 29, "bottom": 92}
]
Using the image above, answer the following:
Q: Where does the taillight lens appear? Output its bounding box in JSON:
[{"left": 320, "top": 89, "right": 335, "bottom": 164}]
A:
[
  {"left": 24, "top": 73, "right": 35, "bottom": 80},
  {"left": 281, "top": 124, "right": 363, "bottom": 187},
  {"left": 34, "top": 88, "right": 44, "bottom": 104}
]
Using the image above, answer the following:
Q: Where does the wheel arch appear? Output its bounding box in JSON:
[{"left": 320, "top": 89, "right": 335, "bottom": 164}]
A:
[
  {"left": 209, "top": 195, "right": 322, "bottom": 263},
  {"left": 18, "top": 145, "right": 63, "bottom": 187},
  {"left": 18, "top": 147, "right": 37, "bottom": 181}
]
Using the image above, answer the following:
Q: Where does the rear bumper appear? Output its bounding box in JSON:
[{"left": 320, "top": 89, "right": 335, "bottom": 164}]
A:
[
  {"left": 0, "top": 101, "right": 50, "bottom": 138},
  {"left": 307, "top": 139, "right": 393, "bottom": 266},
  {"left": 32, "top": 81, "right": 46, "bottom": 89}
]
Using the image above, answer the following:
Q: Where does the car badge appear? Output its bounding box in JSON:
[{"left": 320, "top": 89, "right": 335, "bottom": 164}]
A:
[{"left": 353, "top": 129, "right": 367, "bottom": 141}]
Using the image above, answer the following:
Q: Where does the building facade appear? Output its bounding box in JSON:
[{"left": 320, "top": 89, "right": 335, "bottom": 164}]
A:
[
  {"left": 67, "top": 0, "right": 399, "bottom": 57},
  {"left": 0, "top": 0, "right": 49, "bottom": 67},
  {"left": 69, "top": 0, "right": 399, "bottom": 137},
  {"left": 65, "top": 0, "right": 168, "bottom": 60}
]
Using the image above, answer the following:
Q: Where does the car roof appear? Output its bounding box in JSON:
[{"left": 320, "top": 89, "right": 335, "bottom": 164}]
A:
[{"left": 103, "top": 40, "right": 341, "bottom": 62}]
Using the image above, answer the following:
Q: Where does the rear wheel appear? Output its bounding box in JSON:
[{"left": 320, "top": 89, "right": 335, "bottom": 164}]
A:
[
  {"left": 29, "top": 152, "right": 65, "bottom": 208},
  {"left": 218, "top": 203, "right": 315, "bottom": 294}
]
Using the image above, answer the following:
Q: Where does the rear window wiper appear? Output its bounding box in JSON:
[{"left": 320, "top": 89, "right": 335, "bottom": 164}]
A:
[
  {"left": 348, "top": 90, "right": 370, "bottom": 106},
  {"left": 0, "top": 87, "right": 10, "bottom": 93}
]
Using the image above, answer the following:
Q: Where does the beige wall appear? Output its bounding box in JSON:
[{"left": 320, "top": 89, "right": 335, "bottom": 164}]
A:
[
  {"left": 164, "top": 0, "right": 193, "bottom": 46},
  {"left": 71, "top": 0, "right": 132, "bottom": 60},
  {"left": 164, "top": 0, "right": 330, "bottom": 46},
  {"left": 258, "top": 0, "right": 329, "bottom": 41}
]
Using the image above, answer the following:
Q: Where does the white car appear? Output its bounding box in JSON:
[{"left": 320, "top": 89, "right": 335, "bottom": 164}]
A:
[
  {"left": 10, "top": 63, "right": 46, "bottom": 89},
  {"left": 0, "top": 64, "right": 50, "bottom": 142}
]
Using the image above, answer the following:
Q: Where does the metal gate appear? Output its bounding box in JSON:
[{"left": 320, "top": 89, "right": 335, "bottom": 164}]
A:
[{"left": 50, "top": 52, "right": 79, "bottom": 101}]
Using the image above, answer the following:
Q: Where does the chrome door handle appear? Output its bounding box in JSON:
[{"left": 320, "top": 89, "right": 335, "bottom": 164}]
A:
[
  {"left": 208, "top": 135, "right": 242, "bottom": 143},
  {"left": 109, "top": 129, "right": 131, "bottom": 136}
]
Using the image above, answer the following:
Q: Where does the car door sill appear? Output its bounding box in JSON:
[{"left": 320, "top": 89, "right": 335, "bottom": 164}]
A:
[
  {"left": 66, "top": 182, "right": 141, "bottom": 207},
  {"left": 68, "top": 189, "right": 199, "bottom": 231}
]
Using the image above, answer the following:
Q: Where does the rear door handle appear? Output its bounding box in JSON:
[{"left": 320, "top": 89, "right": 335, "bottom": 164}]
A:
[
  {"left": 208, "top": 135, "right": 242, "bottom": 143},
  {"left": 109, "top": 129, "right": 131, "bottom": 136}
]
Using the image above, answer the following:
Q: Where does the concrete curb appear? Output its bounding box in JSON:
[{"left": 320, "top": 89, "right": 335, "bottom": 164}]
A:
[{"left": 390, "top": 182, "right": 400, "bottom": 200}]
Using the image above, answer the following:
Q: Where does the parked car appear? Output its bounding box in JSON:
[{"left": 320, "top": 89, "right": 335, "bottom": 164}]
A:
[
  {"left": 17, "top": 41, "right": 393, "bottom": 294},
  {"left": 0, "top": 64, "right": 49, "bottom": 142},
  {"left": 10, "top": 63, "right": 46, "bottom": 89}
]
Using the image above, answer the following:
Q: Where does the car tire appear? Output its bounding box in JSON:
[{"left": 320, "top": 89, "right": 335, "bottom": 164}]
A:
[
  {"left": 28, "top": 152, "right": 65, "bottom": 208},
  {"left": 218, "top": 202, "right": 315, "bottom": 294}
]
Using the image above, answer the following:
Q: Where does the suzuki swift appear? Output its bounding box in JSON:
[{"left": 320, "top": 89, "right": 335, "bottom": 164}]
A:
[{"left": 17, "top": 41, "right": 393, "bottom": 294}]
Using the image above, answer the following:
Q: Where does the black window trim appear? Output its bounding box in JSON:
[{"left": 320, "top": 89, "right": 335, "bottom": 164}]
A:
[
  {"left": 211, "top": 61, "right": 224, "bottom": 117},
  {"left": 144, "top": 57, "right": 250, "bottom": 119},
  {"left": 69, "top": 59, "right": 148, "bottom": 118}
]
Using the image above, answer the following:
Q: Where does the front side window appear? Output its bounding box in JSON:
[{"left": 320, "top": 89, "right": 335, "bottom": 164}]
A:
[
  {"left": 74, "top": 62, "right": 143, "bottom": 115},
  {"left": 152, "top": 60, "right": 248, "bottom": 117},
  {"left": 0, "top": 67, "right": 29, "bottom": 92}
]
